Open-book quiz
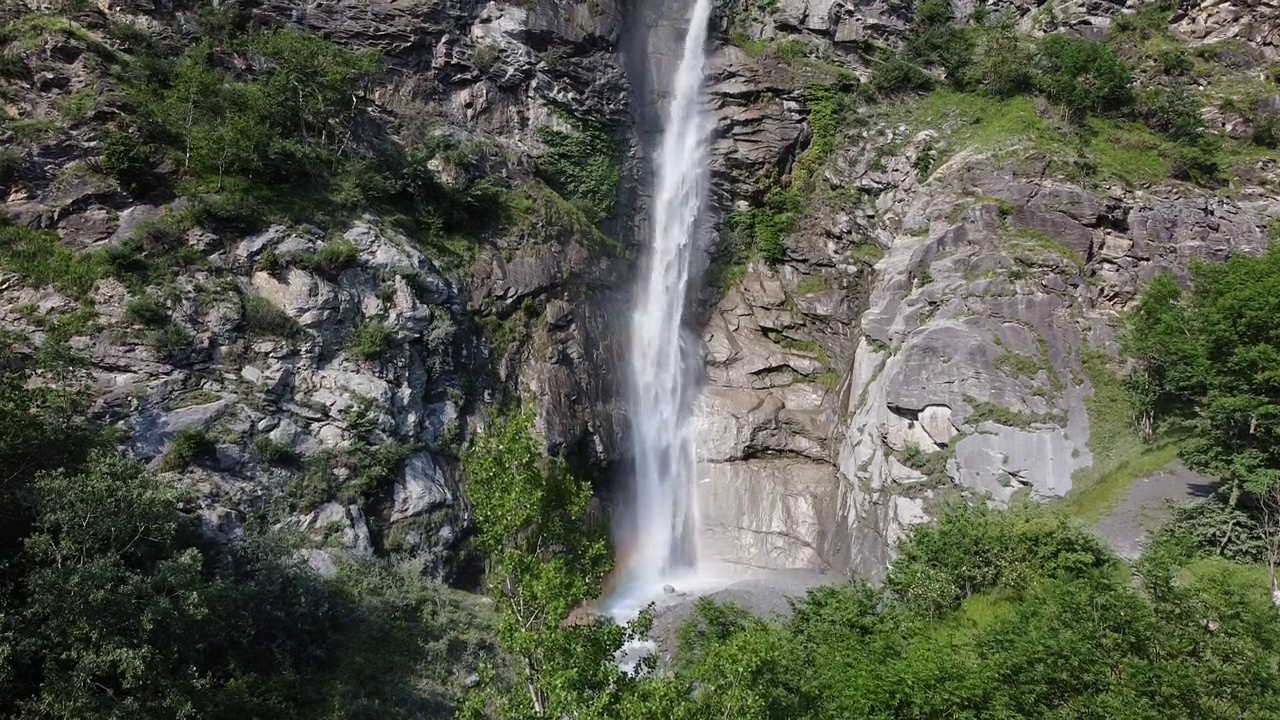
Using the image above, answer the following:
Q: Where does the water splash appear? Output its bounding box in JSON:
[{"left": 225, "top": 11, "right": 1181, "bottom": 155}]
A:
[{"left": 621, "top": 0, "right": 715, "bottom": 602}]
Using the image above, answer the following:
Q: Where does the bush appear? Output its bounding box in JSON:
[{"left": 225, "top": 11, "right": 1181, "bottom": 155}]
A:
[
  {"left": 124, "top": 295, "right": 170, "bottom": 327},
  {"left": 294, "top": 239, "right": 358, "bottom": 279},
  {"left": 1251, "top": 114, "right": 1280, "bottom": 149},
  {"left": 1035, "top": 35, "right": 1133, "bottom": 120},
  {"left": 472, "top": 43, "right": 499, "bottom": 73},
  {"left": 1137, "top": 85, "right": 1204, "bottom": 141},
  {"left": 536, "top": 122, "right": 620, "bottom": 225},
  {"left": 0, "top": 147, "right": 21, "bottom": 185},
  {"left": 149, "top": 322, "right": 192, "bottom": 360},
  {"left": 1166, "top": 139, "right": 1221, "bottom": 185},
  {"left": 243, "top": 295, "right": 300, "bottom": 338},
  {"left": 157, "top": 427, "right": 213, "bottom": 471},
  {"left": 965, "top": 25, "right": 1035, "bottom": 97},
  {"left": 253, "top": 435, "right": 297, "bottom": 467},
  {"left": 347, "top": 318, "right": 392, "bottom": 361},
  {"left": 869, "top": 56, "right": 935, "bottom": 95},
  {"left": 904, "top": 0, "right": 973, "bottom": 84}
]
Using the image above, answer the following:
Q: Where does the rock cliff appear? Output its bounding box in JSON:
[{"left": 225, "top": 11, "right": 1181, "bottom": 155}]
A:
[
  {"left": 691, "top": 0, "right": 1280, "bottom": 576},
  {"left": 3, "top": 0, "right": 1279, "bottom": 586}
]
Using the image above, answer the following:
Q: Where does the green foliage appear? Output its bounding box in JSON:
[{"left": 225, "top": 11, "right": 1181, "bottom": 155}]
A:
[
  {"left": 1126, "top": 250, "right": 1280, "bottom": 503},
  {"left": 1152, "top": 499, "right": 1269, "bottom": 563},
  {"left": 1060, "top": 347, "right": 1183, "bottom": 521},
  {"left": 728, "top": 185, "right": 804, "bottom": 266},
  {"left": 536, "top": 122, "right": 620, "bottom": 225},
  {"left": 1035, "top": 35, "right": 1134, "bottom": 120},
  {"left": 1251, "top": 114, "right": 1280, "bottom": 150},
  {"left": 869, "top": 56, "right": 935, "bottom": 96},
  {"left": 903, "top": 0, "right": 973, "bottom": 85},
  {"left": 242, "top": 295, "right": 301, "bottom": 339},
  {"left": 148, "top": 321, "right": 193, "bottom": 360},
  {"left": 292, "top": 238, "right": 359, "bottom": 279},
  {"left": 792, "top": 83, "right": 856, "bottom": 184},
  {"left": 1, "top": 438, "right": 491, "bottom": 717},
  {"left": 0, "top": 224, "right": 109, "bottom": 299},
  {"left": 100, "top": 24, "right": 501, "bottom": 248},
  {"left": 124, "top": 295, "right": 170, "bottom": 327},
  {"left": 462, "top": 408, "right": 641, "bottom": 719},
  {"left": 347, "top": 318, "right": 392, "bottom": 360},
  {"left": 157, "top": 427, "right": 213, "bottom": 471},
  {"left": 287, "top": 435, "right": 412, "bottom": 509},
  {"left": 0, "top": 147, "right": 20, "bottom": 185},
  {"left": 1137, "top": 85, "right": 1204, "bottom": 141},
  {"left": 967, "top": 396, "right": 1066, "bottom": 428},
  {"left": 887, "top": 506, "right": 1115, "bottom": 615},
  {"left": 625, "top": 505, "right": 1280, "bottom": 719},
  {"left": 901, "top": 442, "right": 950, "bottom": 484},
  {"left": 965, "top": 24, "right": 1036, "bottom": 97},
  {"left": 253, "top": 434, "right": 296, "bottom": 466}
]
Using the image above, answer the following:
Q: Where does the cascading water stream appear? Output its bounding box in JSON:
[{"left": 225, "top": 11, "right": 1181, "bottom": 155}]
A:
[{"left": 618, "top": 0, "right": 715, "bottom": 605}]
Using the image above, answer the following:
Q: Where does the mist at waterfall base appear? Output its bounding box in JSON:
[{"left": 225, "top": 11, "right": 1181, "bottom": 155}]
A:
[{"left": 608, "top": 0, "right": 727, "bottom": 617}]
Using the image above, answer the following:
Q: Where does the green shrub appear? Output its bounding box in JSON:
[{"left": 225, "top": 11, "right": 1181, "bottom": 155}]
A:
[
  {"left": 1035, "top": 35, "right": 1133, "bottom": 119},
  {"left": 242, "top": 295, "right": 300, "bottom": 338},
  {"left": 0, "top": 147, "right": 21, "bottom": 185},
  {"left": 294, "top": 239, "right": 358, "bottom": 279},
  {"left": 536, "top": 122, "right": 620, "bottom": 225},
  {"left": 149, "top": 322, "right": 192, "bottom": 360},
  {"left": 253, "top": 435, "right": 297, "bottom": 467},
  {"left": 869, "top": 56, "right": 935, "bottom": 95},
  {"left": 124, "top": 295, "right": 170, "bottom": 327},
  {"left": 347, "top": 318, "right": 392, "bottom": 360},
  {"left": 1166, "top": 139, "right": 1221, "bottom": 185},
  {"left": 472, "top": 43, "right": 499, "bottom": 73},
  {"left": 904, "top": 0, "right": 973, "bottom": 83},
  {"left": 157, "top": 427, "right": 213, "bottom": 471},
  {"left": 1250, "top": 114, "right": 1279, "bottom": 149},
  {"left": 965, "top": 24, "right": 1035, "bottom": 97},
  {"left": 1137, "top": 85, "right": 1204, "bottom": 141},
  {"left": 131, "top": 212, "right": 193, "bottom": 254}
]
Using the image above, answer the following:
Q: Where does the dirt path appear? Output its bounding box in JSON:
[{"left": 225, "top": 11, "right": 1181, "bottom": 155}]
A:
[{"left": 1094, "top": 461, "right": 1219, "bottom": 559}]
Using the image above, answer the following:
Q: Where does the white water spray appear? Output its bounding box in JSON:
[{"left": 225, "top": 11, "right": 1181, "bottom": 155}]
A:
[{"left": 621, "top": 0, "right": 715, "bottom": 602}]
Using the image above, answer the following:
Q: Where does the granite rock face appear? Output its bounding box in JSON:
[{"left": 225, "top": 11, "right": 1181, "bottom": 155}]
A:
[
  {"left": 0, "top": 0, "right": 645, "bottom": 577},
  {"left": 691, "top": 0, "right": 1280, "bottom": 577}
]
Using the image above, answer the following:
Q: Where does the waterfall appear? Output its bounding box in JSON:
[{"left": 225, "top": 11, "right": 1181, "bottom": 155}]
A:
[{"left": 621, "top": 0, "right": 715, "bottom": 599}]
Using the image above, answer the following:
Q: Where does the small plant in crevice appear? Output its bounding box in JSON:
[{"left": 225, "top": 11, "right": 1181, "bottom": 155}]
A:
[
  {"left": 158, "top": 427, "right": 214, "bottom": 472},
  {"left": 253, "top": 435, "right": 297, "bottom": 467},
  {"left": 242, "top": 295, "right": 301, "bottom": 339},
  {"left": 535, "top": 121, "right": 620, "bottom": 226},
  {"left": 149, "top": 322, "right": 193, "bottom": 361},
  {"left": 124, "top": 295, "right": 170, "bottom": 327},
  {"left": 347, "top": 318, "right": 393, "bottom": 361}
]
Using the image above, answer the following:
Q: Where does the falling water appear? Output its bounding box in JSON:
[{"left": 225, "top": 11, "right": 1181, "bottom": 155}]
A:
[{"left": 621, "top": 0, "right": 715, "bottom": 601}]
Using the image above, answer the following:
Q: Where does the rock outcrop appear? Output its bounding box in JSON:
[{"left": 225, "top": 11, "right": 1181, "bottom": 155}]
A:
[{"left": 692, "top": 0, "right": 1280, "bottom": 577}]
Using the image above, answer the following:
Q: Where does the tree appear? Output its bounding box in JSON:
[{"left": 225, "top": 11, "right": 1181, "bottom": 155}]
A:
[
  {"left": 461, "top": 409, "right": 642, "bottom": 719},
  {"left": 1035, "top": 34, "right": 1134, "bottom": 120},
  {"left": 1127, "top": 250, "right": 1280, "bottom": 508}
]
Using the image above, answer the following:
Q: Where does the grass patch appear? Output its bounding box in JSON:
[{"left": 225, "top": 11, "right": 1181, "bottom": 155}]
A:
[
  {"left": 1058, "top": 348, "right": 1182, "bottom": 521},
  {"left": 1058, "top": 442, "right": 1181, "bottom": 522},
  {"left": 1007, "top": 227, "right": 1083, "bottom": 268},
  {"left": 0, "top": 225, "right": 110, "bottom": 299},
  {"left": 253, "top": 435, "right": 297, "bottom": 467},
  {"left": 290, "top": 238, "right": 358, "bottom": 279},
  {"left": 1083, "top": 118, "right": 1172, "bottom": 187},
  {"left": 888, "top": 92, "right": 1066, "bottom": 166},
  {"left": 966, "top": 397, "right": 1066, "bottom": 429}
]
